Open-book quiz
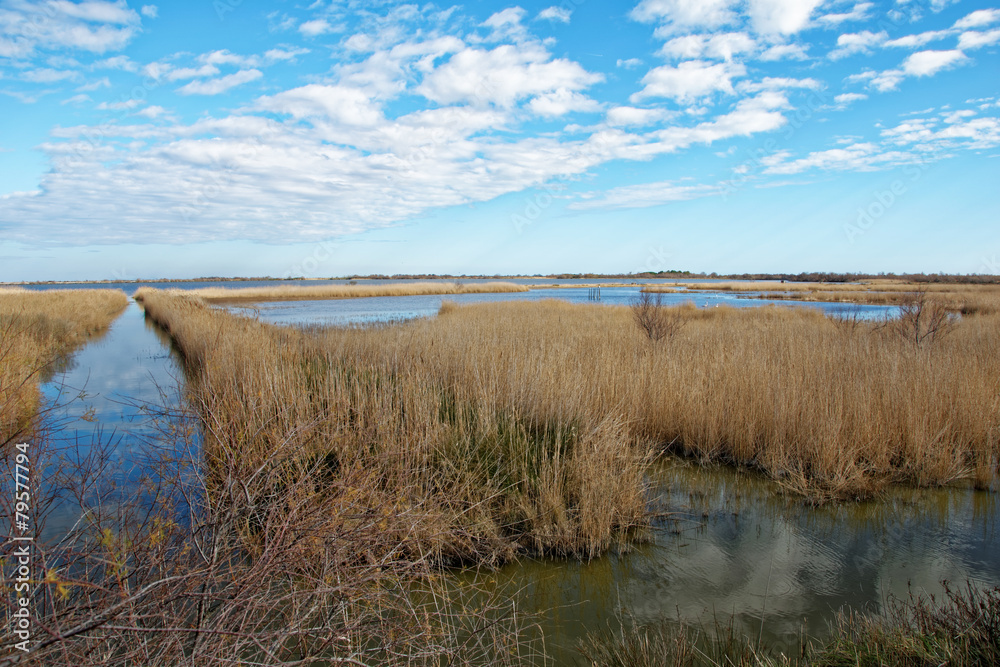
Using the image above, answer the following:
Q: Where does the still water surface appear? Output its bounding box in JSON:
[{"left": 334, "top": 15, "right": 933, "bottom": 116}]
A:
[
  {"left": 225, "top": 284, "right": 893, "bottom": 326},
  {"left": 459, "top": 462, "right": 998, "bottom": 662},
  {"left": 27, "top": 282, "right": 991, "bottom": 662}
]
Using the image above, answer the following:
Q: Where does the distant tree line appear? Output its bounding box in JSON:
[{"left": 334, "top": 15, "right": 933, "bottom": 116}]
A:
[
  {"left": 15, "top": 270, "right": 999, "bottom": 286},
  {"left": 716, "top": 272, "right": 1000, "bottom": 284}
]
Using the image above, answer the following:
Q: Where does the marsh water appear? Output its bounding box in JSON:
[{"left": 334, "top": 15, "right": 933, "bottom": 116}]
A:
[
  {"left": 25, "top": 281, "right": 999, "bottom": 663},
  {"left": 220, "top": 280, "right": 893, "bottom": 326}
]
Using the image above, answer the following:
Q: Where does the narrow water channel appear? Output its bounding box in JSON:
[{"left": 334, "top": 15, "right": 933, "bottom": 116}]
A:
[{"left": 37, "top": 302, "right": 186, "bottom": 542}]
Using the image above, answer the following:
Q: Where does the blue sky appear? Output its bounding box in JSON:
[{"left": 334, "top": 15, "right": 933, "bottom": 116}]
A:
[{"left": 0, "top": 0, "right": 998, "bottom": 281}]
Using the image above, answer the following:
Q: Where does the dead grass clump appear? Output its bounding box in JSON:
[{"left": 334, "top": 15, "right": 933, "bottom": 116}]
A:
[{"left": 0, "top": 288, "right": 128, "bottom": 446}]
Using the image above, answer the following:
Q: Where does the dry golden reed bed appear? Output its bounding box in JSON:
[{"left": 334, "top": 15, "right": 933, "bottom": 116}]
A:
[
  {"left": 136, "top": 287, "right": 649, "bottom": 562},
  {"left": 180, "top": 280, "right": 528, "bottom": 303},
  {"left": 0, "top": 288, "right": 128, "bottom": 445},
  {"left": 138, "top": 285, "right": 999, "bottom": 520}
]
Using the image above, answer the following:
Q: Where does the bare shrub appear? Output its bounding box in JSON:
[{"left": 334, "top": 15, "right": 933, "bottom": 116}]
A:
[
  {"left": 886, "top": 290, "right": 956, "bottom": 346},
  {"left": 631, "top": 291, "right": 686, "bottom": 343}
]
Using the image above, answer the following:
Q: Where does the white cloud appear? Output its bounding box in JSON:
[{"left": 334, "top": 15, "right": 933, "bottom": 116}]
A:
[
  {"left": 764, "top": 142, "right": 913, "bottom": 174},
  {"left": 748, "top": 0, "right": 824, "bottom": 35},
  {"left": 22, "top": 68, "right": 78, "bottom": 83},
  {"left": 953, "top": 9, "right": 1000, "bottom": 29},
  {"left": 902, "top": 49, "right": 968, "bottom": 77},
  {"left": 136, "top": 105, "right": 168, "bottom": 119},
  {"left": 870, "top": 69, "right": 905, "bottom": 91},
  {"left": 418, "top": 43, "right": 602, "bottom": 108},
  {"left": 77, "top": 77, "right": 111, "bottom": 92},
  {"left": 537, "top": 7, "right": 572, "bottom": 23},
  {"left": 571, "top": 180, "right": 722, "bottom": 210},
  {"left": 929, "top": 0, "right": 960, "bottom": 12},
  {"left": 264, "top": 47, "right": 310, "bottom": 62},
  {"left": 933, "top": 117, "right": 1000, "bottom": 148},
  {"left": 630, "top": 0, "right": 739, "bottom": 31},
  {"left": 659, "top": 32, "right": 756, "bottom": 61},
  {"left": 166, "top": 64, "right": 221, "bottom": 81},
  {"left": 526, "top": 89, "right": 601, "bottom": 117},
  {"left": 143, "top": 62, "right": 171, "bottom": 81},
  {"left": 93, "top": 55, "right": 138, "bottom": 71},
  {"left": 141, "top": 48, "right": 298, "bottom": 88},
  {"left": 141, "top": 5, "right": 158, "bottom": 19},
  {"left": 839, "top": 44, "right": 967, "bottom": 92},
  {"left": 0, "top": 0, "right": 141, "bottom": 58},
  {"left": 632, "top": 0, "right": 822, "bottom": 37},
  {"left": 828, "top": 31, "right": 887, "bottom": 60},
  {"left": 942, "top": 109, "right": 976, "bottom": 124},
  {"left": 61, "top": 93, "right": 90, "bottom": 105},
  {"left": 762, "top": 105, "right": 1000, "bottom": 178},
  {"left": 1, "top": 89, "right": 48, "bottom": 104},
  {"left": 177, "top": 69, "right": 263, "bottom": 95},
  {"left": 255, "top": 84, "right": 386, "bottom": 127},
  {"left": 884, "top": 30, "right": 953, "bottom": 49},
  {"left": 737, "top": 76, "right": 821, "bottom": 93},
  {"left": 96, "top": 98, "right": 142, "bottom": 110},
  {"left": 632, "top": 60, "right": 746, "bottom": 103},
  {"left": 0, "top": 73, "right": 792, "bottom": 247},
  {"left": 845, "top": 69, "right": 877, "bottom": 85},
  {"left": 817, "top": 2, "right": 874, "bottom": 26},
  {"left": 50, "top": 2, "right": 137, "bottom": 23},
  {"left": 759, "top": 42, "right": 809, "bottom": 60},
  {"left": 299, "top": 19, "right": 333, "bottom": 37},
  {"left": 201, "top": 50, "right": 257, "bottom": 68},
  {"left": 881, "top": 113, "right": 1000, "bottom": 149},
  {"left": 834, "top": 92, "right": 867, "bottom": 107},
  {"left": 619, "top": 92, "right": 788, "bottom": 161},
  {"left": 605, "top": 106, "right": 673, "bottom": 127},
  {"left": 617, "top": 58, "right": 644, "bottom": 68},
  {"left": 958, "top": 29, "right": 1000, "bottom": 50},
  {"left": 482, "top": 7, "right": 529, "bottom": 41}
]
